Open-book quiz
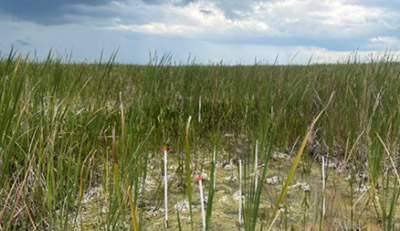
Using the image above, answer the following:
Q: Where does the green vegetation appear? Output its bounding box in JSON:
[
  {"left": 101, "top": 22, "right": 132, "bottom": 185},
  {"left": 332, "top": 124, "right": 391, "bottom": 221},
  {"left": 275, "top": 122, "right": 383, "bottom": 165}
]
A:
[{"left": 1, "top": 50, "right": 400, "bottom": 230}]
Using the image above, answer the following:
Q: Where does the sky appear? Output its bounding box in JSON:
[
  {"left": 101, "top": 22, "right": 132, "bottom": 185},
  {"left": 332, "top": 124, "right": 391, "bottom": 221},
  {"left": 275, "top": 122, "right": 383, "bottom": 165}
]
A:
[{"left": 0, "top": 0, "right": 400, "bottom": 64}]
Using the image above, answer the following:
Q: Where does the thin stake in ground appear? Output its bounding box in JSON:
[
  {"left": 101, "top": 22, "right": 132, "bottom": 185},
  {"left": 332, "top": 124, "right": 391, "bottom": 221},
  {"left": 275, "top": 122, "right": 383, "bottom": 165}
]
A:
[
  {"left": 164, "top": 147, "right": 169, "bottom": 228},
  {"left": 237, "top": 159, "right": 242, "bottom": 228},
  {"left": 199, "top": 176, "right": 206, "bottom": 231},
  {"left": 198, "top": 96, "right": 202, "bottom": 123},
  {"left": 322, "top": 156, "right": 326, "bottom": 217}
]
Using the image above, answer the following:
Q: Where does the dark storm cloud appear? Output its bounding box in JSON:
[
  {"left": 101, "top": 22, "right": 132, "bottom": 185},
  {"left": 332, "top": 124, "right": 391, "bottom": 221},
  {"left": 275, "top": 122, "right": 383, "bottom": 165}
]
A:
[
  {"left": 0, "top": 0, "right": 125, "bottom": 24},
  {"left": 0, "top": 0, "right": 199, "bottom": 25}
]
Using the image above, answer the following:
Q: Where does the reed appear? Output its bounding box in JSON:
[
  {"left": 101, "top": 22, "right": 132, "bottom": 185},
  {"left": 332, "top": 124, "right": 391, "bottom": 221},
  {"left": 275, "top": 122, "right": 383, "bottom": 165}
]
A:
[
  {"left": 1, "top": 51, "right": 400, "bottom": 230},
  {"left": 272, "top": 92, "right": 334, "bottom": 222},
  {"left": 205, "top": 145, "right": 217, "bottom": 230},
  {"left": 184, "top": 116, "right": 193, "bottom": 230}
]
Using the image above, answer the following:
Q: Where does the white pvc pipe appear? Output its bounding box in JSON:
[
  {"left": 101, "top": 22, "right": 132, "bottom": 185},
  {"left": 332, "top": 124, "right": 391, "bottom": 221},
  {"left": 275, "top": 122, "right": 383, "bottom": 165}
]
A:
[
  {"left": 322, "top": 156, "right": 326, "bottom": 217},
  {"left": 271, "top": 105, "right": 274, "bottom": 118},
  {"left": 238, "top": 159, "right": 242, "bottom": 227},
  {"left": 198, "top": 96, "right": 202, "bottom": 123},
  {"left": 164, "top": 147, "right": 168, "bottom": 228},
  {"left": 245, "top": 105, "right": 248, "bottom": 120},
  {"left": 199, "top": 176, "right": 206, "bottom": 231}
]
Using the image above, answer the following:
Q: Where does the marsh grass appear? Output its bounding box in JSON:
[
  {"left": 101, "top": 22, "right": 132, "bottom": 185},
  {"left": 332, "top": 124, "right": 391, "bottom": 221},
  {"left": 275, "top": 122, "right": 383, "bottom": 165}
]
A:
[
  {"left": 184, "top": 116, "right": 194, "bottom": 229},
  {"left": 273, "top": 92, "right": 334, "bottom": 222},
  {"left": 1, "top": 51, "right": 400, "bottom": 230}
]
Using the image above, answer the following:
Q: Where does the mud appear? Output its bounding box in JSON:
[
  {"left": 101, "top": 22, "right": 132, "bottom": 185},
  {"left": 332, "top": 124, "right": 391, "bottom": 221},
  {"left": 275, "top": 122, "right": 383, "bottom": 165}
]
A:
[{"left": 70, "top": 151, "right": 399, "bottom": 230}]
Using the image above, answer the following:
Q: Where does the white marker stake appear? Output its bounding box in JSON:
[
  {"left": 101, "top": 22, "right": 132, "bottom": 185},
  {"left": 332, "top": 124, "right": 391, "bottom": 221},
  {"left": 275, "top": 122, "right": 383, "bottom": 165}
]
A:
[
  {"left": 164, "top": 147, "right": 169, "bottom": 228},
  {"left": 213, "top": 147, "right": 216, "bottom": 190},
  {"left": 322, "top": 156, "right": 326, "bottom": 217},
  {"left": 198, "top": 176, "right": 206, "bottom": 231},
  {"left": 271, "top": 105, "right": 274, "bottom": 118},
  {"left": 238, "top": 159, "right": 242, "bottom": 227},
  {"left": 245, "top": 105, "right": 248, "bottom": 120},
  {"left": 198, "top": 96, "right": 202, "bottom": 123},
  {"left": 254, "top": 140, "right": 258, "bottom": 191}
]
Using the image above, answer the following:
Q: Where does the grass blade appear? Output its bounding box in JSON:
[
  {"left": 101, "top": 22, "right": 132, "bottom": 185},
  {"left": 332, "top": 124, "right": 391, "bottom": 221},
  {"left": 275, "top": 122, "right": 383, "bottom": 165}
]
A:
[
  {"left": 184, "top": 116, "right": 193, "bottom": 230},
  {"left": 272, "top": 92, "right": 334, "bottom": 221},
  {"left": 128, "top": 185, "right": 138, "bottom": 231}
]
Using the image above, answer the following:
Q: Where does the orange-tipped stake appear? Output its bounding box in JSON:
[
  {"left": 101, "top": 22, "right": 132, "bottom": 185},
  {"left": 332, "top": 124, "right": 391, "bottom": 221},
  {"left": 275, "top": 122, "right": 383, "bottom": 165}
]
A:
[
  {"left": 198, "top": 176, "right": 206, "bottom": 231},
  {"left": 164, "top": 147, "right": 168, "bottom": 228}
]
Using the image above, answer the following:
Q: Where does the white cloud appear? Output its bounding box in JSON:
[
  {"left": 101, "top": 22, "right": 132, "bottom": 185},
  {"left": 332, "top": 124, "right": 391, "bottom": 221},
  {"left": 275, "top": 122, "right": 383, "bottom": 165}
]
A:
[
  {"left": 113, "top": 23, "right": 198, "bottom": 35},
  {"left": 369, "top": 36, "right": 400, "bottom": 49},
  {"left": 249, "top": 0, "right": 398, "bottom": 38},
  {"left": 1, "top": 0, "right": 400, "bottom": 64},
  {"left": 106, "top": 1, "right": 270, "bottom": 36},
  {"left": 1, "top": 18, "right": 400, "bottom": 65},
  {"left": 99, "top": 0, "right": 400, "bottom": 41}
]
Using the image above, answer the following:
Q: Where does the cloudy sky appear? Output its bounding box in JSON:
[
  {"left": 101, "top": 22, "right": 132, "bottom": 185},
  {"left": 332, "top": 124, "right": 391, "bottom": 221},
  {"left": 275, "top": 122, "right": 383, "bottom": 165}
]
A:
[{"left": 0, "top": 0, "right": 400, "bottom": 64}]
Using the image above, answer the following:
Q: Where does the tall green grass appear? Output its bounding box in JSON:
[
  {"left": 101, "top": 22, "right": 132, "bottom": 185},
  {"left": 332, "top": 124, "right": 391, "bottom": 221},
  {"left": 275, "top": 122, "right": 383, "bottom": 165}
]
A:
[{"left": 1, "top": 51, "right": 400, "bottom": 230}]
